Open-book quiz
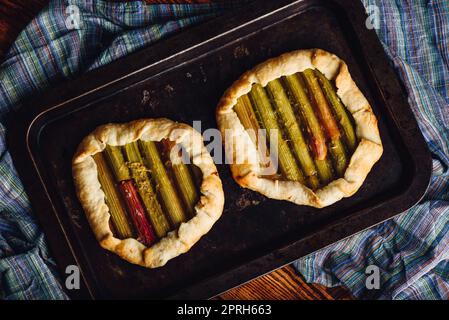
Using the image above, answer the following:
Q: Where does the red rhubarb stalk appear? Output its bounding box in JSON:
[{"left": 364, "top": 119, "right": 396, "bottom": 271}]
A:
[
  {"left": 119, "top": 180, "right": 156, "bottom": 246},
  {"left": 302, "top": 69, "right": 341, "bottom": 141}
]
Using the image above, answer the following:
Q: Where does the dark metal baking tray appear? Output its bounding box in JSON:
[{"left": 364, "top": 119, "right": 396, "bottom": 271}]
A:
[{"left": 7, "top": 0, "right": 431, "bottom": 299}]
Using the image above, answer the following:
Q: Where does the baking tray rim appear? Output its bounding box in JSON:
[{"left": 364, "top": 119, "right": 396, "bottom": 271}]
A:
[{"left": 7, "top": 0, "right": 432, "bottom": 299}]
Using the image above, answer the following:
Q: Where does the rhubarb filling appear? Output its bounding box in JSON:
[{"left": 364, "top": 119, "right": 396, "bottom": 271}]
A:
[
  {"left": 234, "top": 69, "right": 357, "bottom": 190},
  {"left": 94, "top": 139, "right": 201, "bottom": 246}
]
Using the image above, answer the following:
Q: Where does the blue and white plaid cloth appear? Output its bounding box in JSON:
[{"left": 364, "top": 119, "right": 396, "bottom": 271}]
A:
[{"left": 0, "top": 0, "right": 447, "bottom": 299}]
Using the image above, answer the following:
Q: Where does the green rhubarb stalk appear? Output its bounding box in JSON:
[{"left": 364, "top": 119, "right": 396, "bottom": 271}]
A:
[
  {"left": 283, "top": 74, "right": 334, "bottom": 185},
  {"left": 123, "top": 142, "right": 171, "bottom": 238},
  {"left": 139, "top": 141, "right": 188, "bottom": 228},
  {"left": 329, "top": 139, "right": 348, "bottom": 177},
  {"left": 315, "top": 70, "right": 357, "bottom": 152},
  {"left": 248, "top": 84, "right": 305, "bottom": 183},
  {"left": 163, "top": 141, "right": 199, "bottom": 218},
  {"left": 104, "top": 145, "right": 131, "bottom": 181},
  {"left": 283, "top": 74, "right": 327, "bottom": 160},
  {"left": 190, "top": 165, "right": 203, "bottom": 190},
  {"left": 234, "top": 95, "right": 273, "bottom": 172},
  {"left": 93, "top": 153, "right": 134, "bottom": 239},
  {"left": 266, "top": 79, "right": 320, "bottom": 189},
  {"left": 302, "top": 70, "right": 348, "bottom": 177},
  {"left": 234, "top": 94, "right": 261, "bottom": 139},
  {"left": 171, "top": 163, "right": 198, "bottom": 217},
  {"left": 302, "top": 69, "right": 341, "bottom": 141}
]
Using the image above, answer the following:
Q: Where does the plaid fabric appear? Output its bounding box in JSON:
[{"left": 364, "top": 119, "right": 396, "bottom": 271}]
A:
[
  {"left": 0, "top": 0, "right": 244, "bottom": 300},
  {"left": 0, "top": 0, "right": 447, "bottom": 300},
  {"left": 294, "top": 0, "right": 449, "bottom": 300}
]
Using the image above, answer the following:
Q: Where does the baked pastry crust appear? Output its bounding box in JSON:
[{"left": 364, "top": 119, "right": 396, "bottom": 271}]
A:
[
  {"left": 216, "top": 49, "right": 383, "bottom": 208},
  {"left": 72, "top": 118, "right": 224, "bottom": 268}
]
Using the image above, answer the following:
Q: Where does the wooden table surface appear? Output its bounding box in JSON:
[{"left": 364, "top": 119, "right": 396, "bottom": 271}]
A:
[{"left": 0, "top": 0, "right": 352, "bottom": 300}]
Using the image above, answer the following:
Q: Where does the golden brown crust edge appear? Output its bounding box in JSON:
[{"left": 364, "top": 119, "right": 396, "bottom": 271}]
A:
[
  {"left": 216, "top": 49, "right": 383, "bottom": 208},
  {"left": 72, "top": 118, "right": 224, "bottom": 268}
]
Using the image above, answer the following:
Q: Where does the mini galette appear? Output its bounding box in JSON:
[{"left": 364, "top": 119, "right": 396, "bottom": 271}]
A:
[
  {"left": 72, "top": 118, "right": 224, "bottom": 268},
  {"left": 216, "top": 49, "right": 383, "bottom": 208}
]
